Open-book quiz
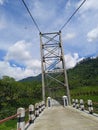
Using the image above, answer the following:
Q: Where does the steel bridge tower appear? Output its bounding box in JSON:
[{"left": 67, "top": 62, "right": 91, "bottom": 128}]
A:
[{"left": 40, "top": 31, "right": 71, "bottom": 104}]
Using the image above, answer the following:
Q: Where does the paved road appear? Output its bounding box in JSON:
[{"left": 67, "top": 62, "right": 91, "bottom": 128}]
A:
[{"left": 27, "top": 106, "right": 98, "bottom": 130}]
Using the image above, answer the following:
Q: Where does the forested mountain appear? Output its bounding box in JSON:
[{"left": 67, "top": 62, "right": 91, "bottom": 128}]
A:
[
  {"left": 19, "top": 74, "right": 42, "bottom": 82},
  {"left": 68, "top": 57, "right": 98, "bottom": 88}
]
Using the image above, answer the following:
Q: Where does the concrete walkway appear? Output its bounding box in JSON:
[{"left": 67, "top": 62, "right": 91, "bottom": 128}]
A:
[{"left": 27, "top": 106, "right": 98, "bottom": 130}]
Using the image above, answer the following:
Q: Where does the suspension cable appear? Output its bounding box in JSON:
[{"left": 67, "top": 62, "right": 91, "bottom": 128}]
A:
[
  {"left": 60, "top": 0, "right": 86, "bottom": 31},
  {"left": 21, "top": 0, "right": 41, "bottom": 32}
]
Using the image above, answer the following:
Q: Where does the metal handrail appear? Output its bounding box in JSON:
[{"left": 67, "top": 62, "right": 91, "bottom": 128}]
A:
[
  {"left": 0, "top": 108, "right": 29, "bottom": 124},
  {"left": 0, "top": 113, "right": 20, "bottom": 124}
]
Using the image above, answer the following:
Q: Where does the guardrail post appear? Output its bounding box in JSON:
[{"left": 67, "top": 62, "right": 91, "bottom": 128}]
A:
[
  {"left": 47, "top": 97, "right": 52, "bottom": 107},
  {"left": 41, "top": 101, "right": 43, "bottom": 111},
  {"left": 80, "top": 99, "right": 84, "bottom": 111},
  {"left": 17, "top": 108, "right": 25, "bottom": 130},
  {"left": 72, "top": 99, "right": 75, "bottom": 107},
  {"left": 35, "top": 103, "right": 39, "bottom": 117},
  {"left": 29, "top": 104, "right": 35, "bottom": 124},
  {"left": 63, "top": 96, "right": 68, "bottom": 107},
  {"left": 75, "top": 99, "right": 79, "bottom": 109},
  {"left": 42, "top": 101, "right": 45, "bottom": 110},
  {"left": 39, "top": 102, "right": 42, "bottom": 114},
  {"left": 88, "top": 100, "right": 93, "bottom": 114}
]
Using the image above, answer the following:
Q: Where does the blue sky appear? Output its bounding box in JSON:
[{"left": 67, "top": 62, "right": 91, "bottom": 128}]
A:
[{"left": 0, "top": 0, "right": 98, "bottom": 80}]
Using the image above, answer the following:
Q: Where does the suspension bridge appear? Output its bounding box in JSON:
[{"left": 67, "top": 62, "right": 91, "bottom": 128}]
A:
[{"left": 0, "top": 0, "right": 98, "bottom": 129}]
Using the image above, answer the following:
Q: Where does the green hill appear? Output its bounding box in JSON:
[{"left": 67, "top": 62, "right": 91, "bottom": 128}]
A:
[
  {"left": 19, "top": 74, "right": 41, "bottom": 82},
  {"left": 67, "top": 57, "right": 98, "bottom": 112},
  {"left": 68, "top": 57, "right": 98, "bottom": 88}
]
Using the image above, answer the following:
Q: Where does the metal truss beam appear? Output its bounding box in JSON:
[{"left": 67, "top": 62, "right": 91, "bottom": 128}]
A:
[{"left": 40, "top": 31, "right": 71, "bottom": 105}]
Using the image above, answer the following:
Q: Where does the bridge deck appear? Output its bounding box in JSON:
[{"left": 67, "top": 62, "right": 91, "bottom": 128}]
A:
[{"left": 27, "top": 106, "right": 98, "bottom": 130}]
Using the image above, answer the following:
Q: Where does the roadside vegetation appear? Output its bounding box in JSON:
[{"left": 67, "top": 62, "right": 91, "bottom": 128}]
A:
[{"left": 0, "top": 57, "right": 98, "bottom": 129}]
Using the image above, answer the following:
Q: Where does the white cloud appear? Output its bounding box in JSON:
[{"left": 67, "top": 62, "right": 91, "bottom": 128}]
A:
[
  {"left": 87, "top": 27, "right": 98, "bottom": 42},
  {"left": 78, "top": 0, "right": 98, "bottom": 13},
  {"left": 65, "top": 0, "right": 71, "bottom": 10},
  {"left": 0, "top": 60, "right": 41, "bottom": 81},
  {"left": 26, "top": 59, "right": 41, "bottom": 69},
  {"left": 2, "top": 52, "right": 82, "bottom": 80},
  {"left": 63, "top": 33, "right": 76, "bottom": 41},
  {"left": 4, "top": 40, "right": 41, "bottom": 67},
  {"left": 2, "top": 40, "right": 41, "bottom": 80},
  {"left": 4, "top": 40, "right": 32, "bottom": 63},
  {"left": 30, "top": 0, "right": 55, "bottom": 22},
  {"left": 65, "top": 53, "right": 83, "bottom": 69},
  {"left": 76, "top": 0, "right": 98, "bottom": 26},
  {"left": 0, "top": 0, "right": 5, "bottom": 5}
]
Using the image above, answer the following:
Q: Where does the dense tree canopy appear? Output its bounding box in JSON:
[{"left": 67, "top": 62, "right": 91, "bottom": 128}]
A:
[
  {"left": 68, "top": 57, "right": 98, "bottom": 88},
  {"left": 0, "top": 77, "right": 42, "bottom": 119}
]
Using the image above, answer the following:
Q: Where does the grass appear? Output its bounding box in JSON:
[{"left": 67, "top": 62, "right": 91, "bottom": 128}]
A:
[
  {"left": 70, "top": 86, "right": 98, "bottom": 100},
  {"left": 0, "top": 119, "right": 17, "bottom": 130},
  {"left": 70, "top": 86, "right": 98, "bottom": 113},
  {"left": 0, "top": 110, "right": 29, "bottom": 130}
]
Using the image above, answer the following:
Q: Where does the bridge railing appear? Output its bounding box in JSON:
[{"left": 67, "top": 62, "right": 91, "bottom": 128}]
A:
[
  {"left": 0, "top": 101, "right": 45, "bottom": 130},
  {"left": 72, "top": 99, "right": 98, "bottom": 115}
]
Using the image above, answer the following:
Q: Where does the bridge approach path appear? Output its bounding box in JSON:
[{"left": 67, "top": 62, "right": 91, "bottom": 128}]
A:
[{"left": 27, "top": 106, "right": 98, "bottom": 130}]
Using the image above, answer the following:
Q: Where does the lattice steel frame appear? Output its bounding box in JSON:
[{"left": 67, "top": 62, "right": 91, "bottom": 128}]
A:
[{"left": 40, "top": 31, "right": 71, "bottom": 104}]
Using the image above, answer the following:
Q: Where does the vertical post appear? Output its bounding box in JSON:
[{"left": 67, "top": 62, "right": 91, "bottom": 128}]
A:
[
  {"left": 75, "top": 99, "right": 79, "bottom": 109},
  {"left": 29, "top": 105, "right": 35, "bottom": 124},
  {"left": 59, "top": 31, "right": 71, "bottom": 105},
  {"left": 40, "top": 102, "right": 43, "bottom": 112},
  {"left": 42, "top": 101, "right": 45, "bottom": 110},
  {"left": 80, "top": 99, "right": 84, "bottom": 111},
  {"left": 72, "top": 99, "right": 75, "bottom": 107},
  {"left": 40, "top": 32, "right": 45, "bottom": 101},
  {"left": 35, "top": 103, "right": 39, "bottom": 117},
  {"left": 39, "top": 102, "right": 42, "bottom": 114},
  {"left": 88, "top": 100, "right": 93, "bottom": 114},
  {"left": 63, "top": 96, "right": 68, "bottom": 107},
  {"left": 17, "top": 108, "right": 25, "bottom": 130},
  {"left": 47, "top": 97, "right": 52, "bottom": 107}
]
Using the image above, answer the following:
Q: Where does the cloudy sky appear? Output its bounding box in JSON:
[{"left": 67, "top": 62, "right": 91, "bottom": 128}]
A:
[{"left": 0, "top": 0, "right": 98, "bottom": 80}]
